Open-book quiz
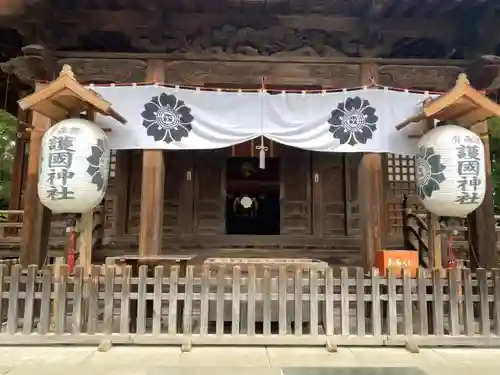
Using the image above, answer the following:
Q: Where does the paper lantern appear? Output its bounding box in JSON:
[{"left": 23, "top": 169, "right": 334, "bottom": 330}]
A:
[
  {"left": 416, "top": 125, "right": 485, "bottom": 217},
  {"left": 38, "top": 118, "right": 110, "bottom": 214}
]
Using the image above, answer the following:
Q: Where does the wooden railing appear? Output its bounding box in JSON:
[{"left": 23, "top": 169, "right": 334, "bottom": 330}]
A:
[
  {"left": 0, "top": 210, "right": 23, "bottom": 247},
  {"left": 402, "top": 196, "right": 430, "bottom": 267},
  {"left": 0, "top": 209, "right": 103, "bottom": 252},
  {"left": 0, "top": 263, "right": 498, "bottom": 347}
]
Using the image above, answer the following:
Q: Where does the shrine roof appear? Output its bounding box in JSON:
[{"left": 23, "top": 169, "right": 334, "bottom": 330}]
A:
[{"left": 396, "top": 73, "right": 500, "bottom": 130}]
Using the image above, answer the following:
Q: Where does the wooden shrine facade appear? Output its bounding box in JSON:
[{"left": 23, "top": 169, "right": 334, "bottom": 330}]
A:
[{"left": 4, "top": 54, "right": 494, "bottom": 268}]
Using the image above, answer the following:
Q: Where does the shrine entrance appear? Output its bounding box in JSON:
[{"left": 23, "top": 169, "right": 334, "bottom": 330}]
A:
[{"left": 225, "top": 156, "right": 281, "bottom": 235}]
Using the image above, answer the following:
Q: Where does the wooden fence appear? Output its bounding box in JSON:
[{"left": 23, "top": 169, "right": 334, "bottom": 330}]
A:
[{"left": 0, "top": 263, "right": 499, "bottom": 348}]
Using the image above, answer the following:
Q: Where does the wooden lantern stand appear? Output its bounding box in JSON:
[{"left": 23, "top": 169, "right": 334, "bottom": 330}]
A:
[
  {"left": 396, "top": 73, "right": 500, "bottom": 271},
  {"left": 17, "top": 64, "right": 126, "bottom": 329}
]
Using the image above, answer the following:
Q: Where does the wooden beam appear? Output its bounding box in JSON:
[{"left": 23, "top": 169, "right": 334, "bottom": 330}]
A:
[
  {"left": 138, "top": 60, "right": 165, "bottom": 257},
  {"left": 20, "top": 109, "right": 52, "bottom": 268},
  {"left": 467, "top": 121, "right": 497, "bottom": 269},
  {"left": 358, "top": 62, "right": 385, "bottom": 269}
]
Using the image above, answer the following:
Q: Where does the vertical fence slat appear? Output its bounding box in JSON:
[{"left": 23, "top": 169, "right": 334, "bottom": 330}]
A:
[
  {"left": 448, "top": 268, "right": 460, "bottom": 336},
  {"left": 371, "top": 267, "right": 381, "bottom": 337},
  {"left": 87, "top": 266, "right": 100, "bottom": 334},
  {"left": 168, "top": 266, "right": 179, "bottom": 335},
  {"left": 231, "top": 266, "right": 241, "bottom": 336},
  {"left": 71, "top": 266, "right": 83, "bottom": 334},
  {"left": 22, "top": 265, "right": 37, "bottom": 334},
  {"left": 310, "top": 268, "right": 319, "bottom": 336},
  {"left": 477, "top": 268, "right": 490, "bottom": 336},
  {"left": 263, "top": 267, "right": 271, "bottom": 336},
  {"left": 294, "top": 268, "right": 303, "bottom": 336},
  {"left": 38, "top": 266, "right": 52, "bottom": 334},
  {"left": 103, "top": 265, "right": 115, "bottom": 334},
  {"left": 120, "top": 265, "right": 131, "bottom": 334},
  {"left": 0, "top": 264, "right": 5, "bottom": 325},
  {"left": 387, "top": 268, "right": 397, "bottom": 337},
  {"left": 493, "top": 268, "right": 500, "bottom": 336},
  {"left": 7, "top": 264, "right": 20, "bottom": 334},
  {"left": 247, "top": 265, "right": 256, "bottom": 336},
  {"left": 402, "top": 269, "right": 413, "bottom": 336},
  {"left": 153, "top": 266, "right": 164, "bottom": 335},
  {"left": 417, "top": 268, "right": 428, "bottom": 335},
  {"left": 278, "top": 266, "right": 287, "bottom": 336},
  {"left": 183, "top": 265, "right": 194, "bottom": 335},
  {"left": 55, "top": 265, "right": 68, "bottom": 335},
  {"left": 355, "top": 267, "right": 365, "bottom": 336},
  {"left": 340, "top": 267, "right": 349, "bottom": 336},
  {"left": 136, "top": 265, "right": 148, "bottom": 334},
  {"left": 432, "top": 269, "right": 444, "bottom": 336},
  {"left": 462, "top": 268, "right": 475, "bottom": 336},
  {"left": 199, "top": 265, "right": 209, "bottom": 336},
  {"left": 215, "top": 265, "right": 225, "bottom": 336},
  {"left": 325, "top": 267, "right": 334, "bottom": 336}
]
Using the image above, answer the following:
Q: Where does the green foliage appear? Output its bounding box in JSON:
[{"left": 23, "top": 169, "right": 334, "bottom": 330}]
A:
[{"left": 0, "top": 109, "right": 17, "bottom": 210}]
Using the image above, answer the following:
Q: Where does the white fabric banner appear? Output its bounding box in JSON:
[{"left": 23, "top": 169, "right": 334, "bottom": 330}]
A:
[{"left": 92, "top": 85, "right": 430, "bottom": 156}]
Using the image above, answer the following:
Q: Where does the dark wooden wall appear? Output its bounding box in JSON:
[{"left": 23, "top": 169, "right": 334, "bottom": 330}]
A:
[{"left": 102, "top": 143, "right": 362, "bottom": 248}]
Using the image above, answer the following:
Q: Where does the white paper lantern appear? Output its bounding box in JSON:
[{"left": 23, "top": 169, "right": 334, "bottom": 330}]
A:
[
  {"left": 38, "top": 118, "right": 110, "bottom": 214},
  {"left": 416, "top": 125, "right": 485, "bottom": 217}
]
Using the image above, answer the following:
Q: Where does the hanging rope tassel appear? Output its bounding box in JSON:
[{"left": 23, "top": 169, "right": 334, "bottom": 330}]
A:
[{"left": 256, "top": 136, "right": 268, "bottom": 169}]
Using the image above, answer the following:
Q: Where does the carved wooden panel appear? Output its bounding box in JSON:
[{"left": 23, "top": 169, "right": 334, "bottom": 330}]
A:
[
  {"left": 127, "top": 150, "right": 143, "bottom": 234},
  {"left": 102, "top": 150, "right": 117, "bottom": 234},
  {"left": 163, "top": 152, "right": 194, "bottom": 234},
  {"left": 345, "top": 153, "right": 362, "bottom": 235},
  {"left": 280, "top": 146, "right": 311, "bottom": 235},
  {"left": 312, "top": 153, "right": 345, "bottom": 237},
  {"left": 378, "top": 65, "right": 463, "bottom": 91},
  {"left": 57, "top": 58, "right": 147, "bottom": 83},
  {"left": 193, "top": 149, "right": 226, "bottom": 234},
  {"left": 164, "top": 60, "right": 360, "bottom": 87}
]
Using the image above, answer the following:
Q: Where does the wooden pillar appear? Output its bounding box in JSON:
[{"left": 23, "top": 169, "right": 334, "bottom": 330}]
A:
[
  {"left": 467, "top": 121, "right": 497, "bottom": 269},
  {"left": 422, "top": 119, "right": 443, "bottom": 269},
  {"left": 20, "top": 110, "right": 52, "bottom": 267},
  {"left": 138, "top": 60, "right": 165, "bottom": 256},
  {"left": 77, "top": 110, "right": 97, "bottom": 275},
  {"left": 358, "top": 62, "right": 385, "bottom": 269},
  {"left": 358, "top": 154, "right": 384, "bottom": 269}
]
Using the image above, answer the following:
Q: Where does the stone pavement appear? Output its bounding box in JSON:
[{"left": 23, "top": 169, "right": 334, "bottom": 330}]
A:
[{"left": 0, "top": 346, "right": 497, "bottom": 375}]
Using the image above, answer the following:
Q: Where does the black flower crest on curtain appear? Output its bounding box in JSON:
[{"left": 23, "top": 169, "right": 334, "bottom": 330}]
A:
[
  {"left": 328, "top": 96, "right": 379, "bottom": 145},
  {"left": 141, "top": 93, "right": 194, "bottom": 143},
  {"left": 416, "top": 146, "right": 446, "bottom": 200},
  {"left": 86, "top": 138, "right": 109, "bottom": 192}
]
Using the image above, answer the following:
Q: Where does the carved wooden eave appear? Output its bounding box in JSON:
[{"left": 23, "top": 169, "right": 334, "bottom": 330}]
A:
[
  {"left": 18, "top": 64, "right": 126, "bottom": 124},
  {"left": 396, "top": 73, "right": 500, "bottom": 131}
]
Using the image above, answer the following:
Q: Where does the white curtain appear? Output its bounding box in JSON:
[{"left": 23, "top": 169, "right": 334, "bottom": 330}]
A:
[{"left": 93, "top": 85, "right": 430, "bottom": 156}]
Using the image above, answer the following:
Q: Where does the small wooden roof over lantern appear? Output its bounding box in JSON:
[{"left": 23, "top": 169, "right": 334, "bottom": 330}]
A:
[
  {"left": 18, "top": 64, "right": 126, "bottom": 124},
  {"left": 396, "top": 73, "right": 500, "bottom": 131}
]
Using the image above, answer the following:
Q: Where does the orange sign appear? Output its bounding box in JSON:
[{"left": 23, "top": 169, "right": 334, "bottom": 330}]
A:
[{"left": 375, "top": 250, "right": 419, "bottom": 277}]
